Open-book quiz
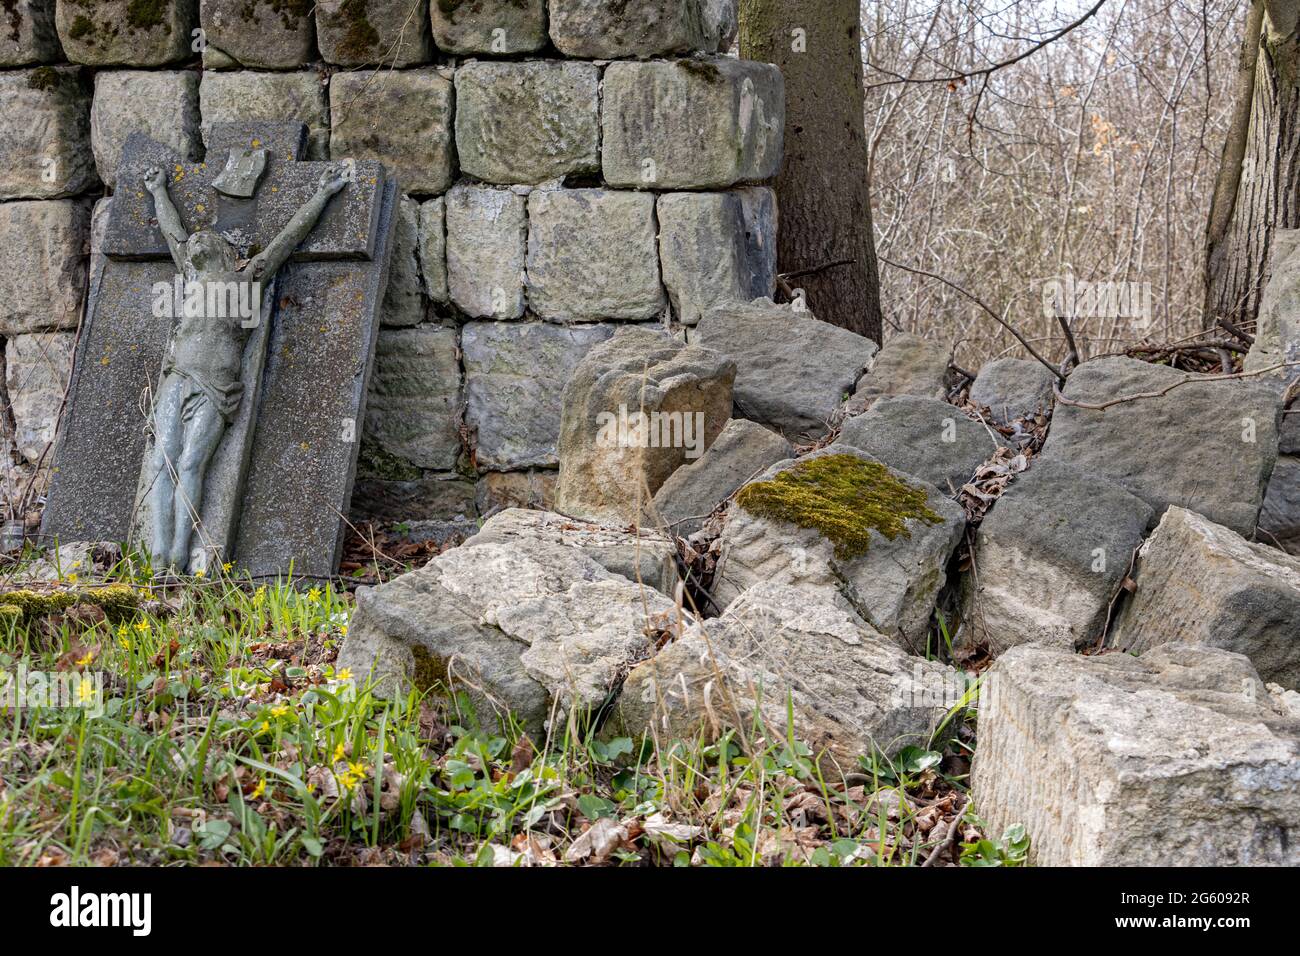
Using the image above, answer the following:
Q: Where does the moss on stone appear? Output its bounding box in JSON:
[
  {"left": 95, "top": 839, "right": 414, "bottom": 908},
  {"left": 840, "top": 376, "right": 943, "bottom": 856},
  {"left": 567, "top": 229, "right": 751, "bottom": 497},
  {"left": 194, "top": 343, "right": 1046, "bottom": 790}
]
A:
[
  {"left": 735, "top": 454, "right": 942, "bottom": 561},
  {"left": 80, "top": 583, "right": 141, "bottom": 621},
  {"left": 411, "top": 644, "right": 450, "bottom": 695},
  {"left": 26, "top": 66, "right": 60, "bottom": 91},
  {"left": 0, "top": 604, "right": 22, "bottom": 626},
  {"left": 335, "top": 0, "right": 380, "bottom": 60},
  {"left": 126, "top": 0, "right": 168, "bottom": 32},
  {"left": 0, "top": 588, "right": 77, "bottom": 617},
  {"left": 679, "top": 58, "right": 724, "bottom": 84},
  {"left": 356, "top": 441, "right": 421, "bottom": 481},
  {"left": 67, "top": 13, "right": 93, "bottom": 39},
  {"left": 0, "top": 584, "right": 139, "bottom": 622}
]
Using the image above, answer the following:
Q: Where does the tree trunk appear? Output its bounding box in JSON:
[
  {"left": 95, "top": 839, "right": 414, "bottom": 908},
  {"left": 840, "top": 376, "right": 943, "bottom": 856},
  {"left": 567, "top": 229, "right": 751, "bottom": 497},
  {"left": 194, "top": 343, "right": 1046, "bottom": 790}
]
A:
[
  {"left": 740, "top": 0, "right": 884, "bottom": 342},
  {"left": 1204, "top": 0, "right": 1300, "bottom": 331}
]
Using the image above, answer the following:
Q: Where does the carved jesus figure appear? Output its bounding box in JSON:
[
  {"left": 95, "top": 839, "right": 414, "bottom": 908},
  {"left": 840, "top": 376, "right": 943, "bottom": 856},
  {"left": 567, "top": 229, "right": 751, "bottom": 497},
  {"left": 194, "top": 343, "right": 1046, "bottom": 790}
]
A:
[{"left": 143, "top": 162, "right": 349, "bottom": 572}]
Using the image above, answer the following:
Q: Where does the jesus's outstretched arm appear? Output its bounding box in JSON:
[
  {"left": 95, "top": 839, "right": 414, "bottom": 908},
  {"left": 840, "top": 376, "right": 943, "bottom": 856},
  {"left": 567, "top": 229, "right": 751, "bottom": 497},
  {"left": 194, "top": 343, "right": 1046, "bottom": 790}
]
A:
[{"left": 246, "top": 164, "right": 350, "bottom": 283}]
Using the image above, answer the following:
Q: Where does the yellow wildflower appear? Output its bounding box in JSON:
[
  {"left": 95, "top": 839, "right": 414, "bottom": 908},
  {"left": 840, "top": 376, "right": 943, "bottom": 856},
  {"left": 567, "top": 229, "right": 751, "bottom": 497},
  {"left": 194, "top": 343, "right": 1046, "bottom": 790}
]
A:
[
  {"left": 250, "top": 779, "right": 266, "bottom": 800},
  {"left": 336, "top": 668, "right": 352, "bottom": 682}
]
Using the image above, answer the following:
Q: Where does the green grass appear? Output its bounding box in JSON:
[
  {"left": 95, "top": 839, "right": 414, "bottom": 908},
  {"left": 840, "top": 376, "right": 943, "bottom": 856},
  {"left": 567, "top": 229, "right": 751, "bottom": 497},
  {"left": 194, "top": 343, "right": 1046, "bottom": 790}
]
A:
[{"left": 0, "top": 547, "right": 1019, "bottom": 867}]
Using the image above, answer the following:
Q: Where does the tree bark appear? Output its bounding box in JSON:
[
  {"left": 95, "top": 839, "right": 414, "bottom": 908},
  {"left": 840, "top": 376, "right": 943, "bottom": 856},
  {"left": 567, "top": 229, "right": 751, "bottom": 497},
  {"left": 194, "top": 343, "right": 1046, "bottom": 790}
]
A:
[
  {"left": 740, "top": 0, "right": 884, "bottom": 342},
  {"left": 1204, "top": 0, "right": 1300, "bottom": 330}
]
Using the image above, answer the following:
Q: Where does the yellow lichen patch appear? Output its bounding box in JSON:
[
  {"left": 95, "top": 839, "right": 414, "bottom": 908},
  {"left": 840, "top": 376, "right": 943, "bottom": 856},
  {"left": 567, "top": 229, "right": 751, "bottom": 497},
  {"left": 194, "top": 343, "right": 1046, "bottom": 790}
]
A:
[
  {"left": 735, "top": 454, "right": 942, "bottom": 561},
  {"left": 80, "top": 583, "right": 141, "bottom": 622}
]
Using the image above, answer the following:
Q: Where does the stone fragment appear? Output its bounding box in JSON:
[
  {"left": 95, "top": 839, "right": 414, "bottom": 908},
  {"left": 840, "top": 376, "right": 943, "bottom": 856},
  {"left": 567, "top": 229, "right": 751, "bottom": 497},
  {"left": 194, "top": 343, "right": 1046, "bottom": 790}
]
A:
[
  {"left": 56, "top": 0, "right": 196, "bottom": 65},
  {"left": 199, "top": 70, "right": 330, "bottom": 158},
  {"left": 973, "top": 643, "right": 1300, "bottom": 865},
  {"left": 0, "top": 67, "right": 98, "bottom": 199},
  {"left": 315, "top": 0, "right": 431, "bottom": 66},
  {"left": 330, "top": 68, "right": 455, "bottom": 195},
  {"left": 199, "top": 0, "right": 316, "bottom": 69},
  {"left": 91, "top": 70, "right": 200, "bottom": 188},
  {"left": 417, "top": 196, "right": 448, "bottom": 305},
  {"left": 526, "top": 189, "right": 663, "bottom": 322},
  {"left": 445, "top": 185, "right": 526, "bottom": 320},
  {"left": 612, "top": 582, "right": 965, "bottom": 765},
  {"left": 475, "top": 470, "right": 555, "bottom": 517},
  {"left": 969, "top": 357, "right": 1057, "bottom": 424},
  {"left": 695, "top": 299, "right": 877, "bottom": 442},
  {"left": 0, "top": 199, "right": 89, "bottom": 336},
  {"left": 454, "top": 61, "right": 599, "bottom": 186},
  {"left": 338, "top": 537, "right": 686, "bottom": 733},
  {"left": 964, "top": 460, "right": 1153, "bottom": 653},
  {"left": 550, "top": 0, "right": 726, "bottom": 58},
  {"left": 462, "top": 320, "right": 615, "bottom": 470},
  {"left": 0, "top": 0, "right": 61, "bottom": 66},
  {"left": 603, "top": 58, "right": 783, "bottom": 190},
  {"left": 465, "top": 507, "right": 678, "bottom": 595},
  {"left": 1111, "top": 506, "right": 1300, "bottom": 689},
  {"left": 849, "top": 332, "right": 950, "bottom": 414},
  {"left": 363, "top": 325, "right": 461, "bottom": 472},
  {"left": 1260, "top": 455, "right": 1300, "bottom": 555},
  {"left": 1040, "top": 356, "right": 1281, "bottom": 535},
  {"left": 713, "top": 447, "right": 966, "bottom": 648},
  {"left": 657, "top": 189, "right": 777, "bottom": 326},
  {"left": 381, "top": 196, "right": 425, "bottom": 328},
  {"left": 556, "top": 327, "right": 735, "bottom": 525},
  {"left": 429, "top": 0, "right": 546, "bottom": 54},
  {"left": 650, "top": 418, "right": 791, "bottom": 537},
  {"left": 838, "top": 396, "right": 1005, "bottom": 495},
  {"left": 5, "top": 332, "right": 74, "bottom": 464}
]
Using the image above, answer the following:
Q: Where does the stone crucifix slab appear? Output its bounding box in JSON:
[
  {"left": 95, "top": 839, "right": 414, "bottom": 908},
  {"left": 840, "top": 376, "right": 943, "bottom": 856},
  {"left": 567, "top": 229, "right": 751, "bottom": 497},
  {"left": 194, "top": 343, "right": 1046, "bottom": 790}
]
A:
[{"left": 42, "top": 122, "right": 399, "bottom": 579}]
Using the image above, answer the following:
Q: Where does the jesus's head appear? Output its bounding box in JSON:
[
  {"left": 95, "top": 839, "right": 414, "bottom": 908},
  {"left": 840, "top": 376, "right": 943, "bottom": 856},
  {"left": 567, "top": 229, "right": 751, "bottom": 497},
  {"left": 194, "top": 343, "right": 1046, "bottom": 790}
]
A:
[{"left": 184, "top": 230, "right": 237, "bottom": 276}]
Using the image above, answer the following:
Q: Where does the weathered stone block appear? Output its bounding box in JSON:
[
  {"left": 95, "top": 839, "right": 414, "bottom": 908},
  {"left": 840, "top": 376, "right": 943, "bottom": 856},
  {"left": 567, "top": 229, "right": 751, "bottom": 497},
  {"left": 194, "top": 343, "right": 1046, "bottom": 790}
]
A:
[
  {"left": 417, "top": 196, "right": 448, "bottom": 304},
  {"left": 380, "top": 195, "right": 424, "bottom": 328},
  {"left": 713, "top": 447, "right": 966, "bottom": 648},
  {"left": 969, "top": 357, "right": 1057, "bottom": 424},
  {"left": 91, "top": 70, "right": 200, "bottom": 188},
  {"left": 612, "top": 581, "right": 963, "bottom": 765},
  {"left": 556, "top": 327, "right": 735, "bottom": 525},
  {"left": 199, "top": 0, "right": 316, "bottom": 69},
  {"left": 965, "top": 460, "right": 1153, "bottom": 654},
  {"left": 330, "top": 68, "right": 454, "bottom": 195},
  {"left": 526, "top": 189, "right": 663, "bottom": 322},
  {"left": 1041, "top": 356, "right": 1281, "bottom": 535},
  {"left": 650, "top": 417, "right": 791, "bottom": 537},
  {"left": 350, "top": 471, "right": 475, "bottom": 523},
  {"left": 657, "top": 189, "right": 777, "bottom": 326},
  {"left": 465, "top": 507, "right": 678, "bottom": 595},
  {"left": 462, "top": 320, "right": 615, "bottom": 470},
  {"left": 973, "top": 643, "right": 1300, "bottom": 865},
  {"left": 696, "top": 299, "right": 877, "bottom": 442},
  {"left": 56, "top": 0, "right": 196, "bottom": 65},
  {"left": 445, "top": 185, "right": 526, "bottom": 320},
  {"left": 338, "top": 537, "right": 685, "bottom": 733},
  {"left": 429, "top": 0, "right": 545, "bottom": 53},
  {"left": 848, "top": 332, "right": 950, "bottom": 414},
  {"left": 603, "top": 58, "right": 783, "bottom": 190},
  {"left": 316, "top": 0, "right": 430, "bottom": 66},
  {"left": 0, "top": 0, "right": 61, "bottom": 65},
  {"left": 475, "top": 469, "right": 555, "bottom": 516},
  {"left": 1261, "top": 455, "right": 1300, "bottom": 555},
  {"left": 364, "top": 324, "right": 461, "bottom": 472},
  {"left": 199, "top": 70, "right": 330, "bottom": 158},
  {"left": 454, "top": 61, "right": 598, "bottom": 185},
  {"left": 838, "top": 396, "right": 1005, "bottom": 494},
  {"left": 1111, "top": 506, "right": 1300, "bottom": 689},
  {"left": 1245, "top": 228, "right": 1300, "bottom": 385},
  {"left": 0, "top": 68, "right": 98, "bottom": 200},
  {"left": 0, "top": 200, "right": 89, "bottom": 336},
  {"left": 5, "top": 331, "right": 74, "bottom": 464},
  {"left": 549, "top": 0, "right": 727, "bottom": 58}
]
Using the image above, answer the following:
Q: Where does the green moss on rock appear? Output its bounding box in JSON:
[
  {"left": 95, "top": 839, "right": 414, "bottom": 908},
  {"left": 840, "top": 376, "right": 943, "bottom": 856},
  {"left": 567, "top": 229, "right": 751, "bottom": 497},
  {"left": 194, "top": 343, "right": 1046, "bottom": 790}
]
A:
[
  {"left": 67, "top": 14, "right": 93, "bottom": 40},
  {"left": 26, "top": 66, "right": 60, "bottom": 91},
  {"left": 336, "top": 0, "right": 379, "bottom": 59},
  {"left": 735, "top": 454, "right": 942, "bottom": 560},
  {"left": 0, "top": 584, "right": 140, "bottom": 622},
  {"left": 126, "top": 0, "right": 168, "bottom": 32},
  {"left": 411, "top": 644, "right": 450, "bottom": 694},
  {"left": 0, "top": 588, "right": 77, "bottom": 617}
]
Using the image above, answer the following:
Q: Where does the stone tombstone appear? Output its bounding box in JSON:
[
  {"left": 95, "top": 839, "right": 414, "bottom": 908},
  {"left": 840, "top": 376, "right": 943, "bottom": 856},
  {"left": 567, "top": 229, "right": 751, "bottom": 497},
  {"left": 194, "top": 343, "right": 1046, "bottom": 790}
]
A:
[{"left": 42, "top": 122, "right": 399, "bottom": 579}]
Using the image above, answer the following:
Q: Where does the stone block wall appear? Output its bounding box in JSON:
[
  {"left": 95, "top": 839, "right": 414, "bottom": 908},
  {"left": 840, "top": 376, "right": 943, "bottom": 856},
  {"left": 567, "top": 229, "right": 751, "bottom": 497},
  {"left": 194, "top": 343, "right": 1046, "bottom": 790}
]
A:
[{"left": 0, "top": 0, "right": 784, "bottom": 531}]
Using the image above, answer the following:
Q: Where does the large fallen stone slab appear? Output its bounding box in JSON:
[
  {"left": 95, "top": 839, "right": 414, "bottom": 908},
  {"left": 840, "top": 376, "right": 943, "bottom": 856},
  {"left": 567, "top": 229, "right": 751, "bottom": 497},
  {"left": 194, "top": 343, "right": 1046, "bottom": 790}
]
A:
[
  {"left": 56, "top": 0, "right": 196, "bottom": 65},
  {"left": 556, "top": 327, "right": 735, "bottom": 525},
  {"left": 713, "top": 448, "right": 965, "bottom": 648},
  {"left": 465, "top": 508, "right": 679, "bottom": 596},
  {"left": 337, "top": 537, "right": 686, "bottom": 734},
  {"left": 973, "top": 643, "right": 1300, "bottom": 865},
  {"left": 610, "top": 581, "right": 964, "bottom": 765},
  {"left": 602, "top": 58, "right": 783, "bottom": 190},
  {"left": 0, "top": 68, "right": 98, "bottom": 199},
  {"left": 837, "top": 396, "right": 1005, "bottom": 494},
  {"left": 969, "top": 357, "right": 1057, "bottom": 424},
  {"left": 964, "top": 460, "right": 1153, "bottom": 653},
  {"left": 199, "top": 0, "right": 316, "bottom": 69},
  {"left": 651, "top": 418, "right": 792, "bottom": 537},
  {"left": 0, "top": 199, "right": 90, "bottom": 336},
  {"left": 847, "top": 333, "right": 950, "bottom": 414},
  {"left": 1110, "top": 506, "right": 1300, "bottom": 689},
  {"left": 696, "top": 299, "right": 878, "bottom": 442},
  {"left": 1040, "top": 356, "right": 1281, "bottom": 535}
]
